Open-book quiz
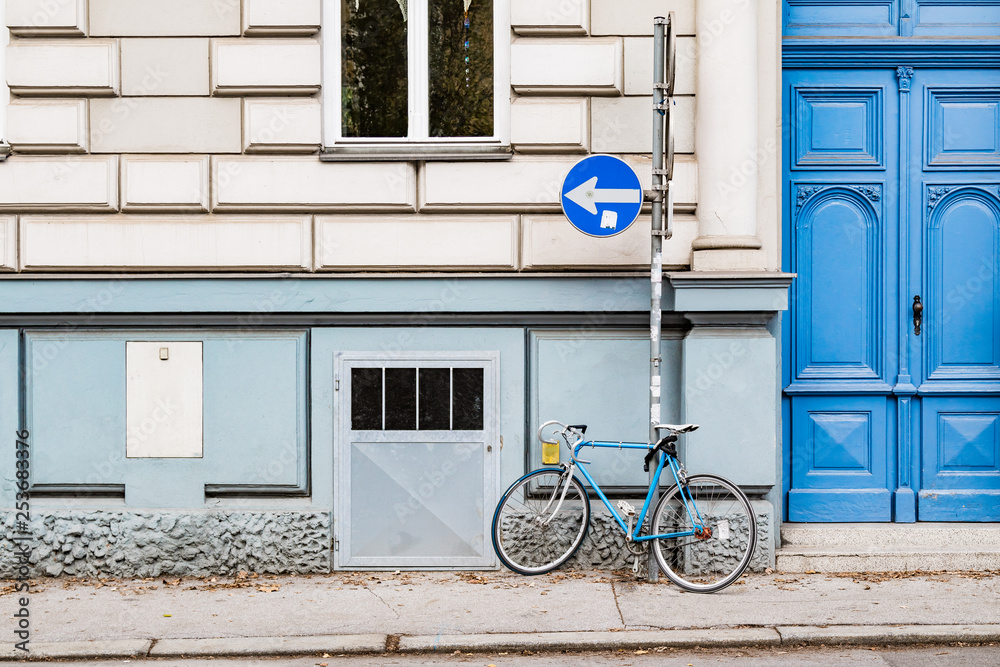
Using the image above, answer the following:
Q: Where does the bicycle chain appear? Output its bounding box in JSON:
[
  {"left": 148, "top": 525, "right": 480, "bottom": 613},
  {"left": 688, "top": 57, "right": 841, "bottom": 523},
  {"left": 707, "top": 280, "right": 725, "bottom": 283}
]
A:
[{"left": 624, "top": 523, "right": 650, "bottom": 556}]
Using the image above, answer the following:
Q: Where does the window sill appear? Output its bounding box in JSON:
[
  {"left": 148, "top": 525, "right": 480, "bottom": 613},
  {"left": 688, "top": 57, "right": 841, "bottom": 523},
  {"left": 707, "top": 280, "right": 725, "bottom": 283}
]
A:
[{"left": 320, "top": 144, "right": 513, "bottom": 162}]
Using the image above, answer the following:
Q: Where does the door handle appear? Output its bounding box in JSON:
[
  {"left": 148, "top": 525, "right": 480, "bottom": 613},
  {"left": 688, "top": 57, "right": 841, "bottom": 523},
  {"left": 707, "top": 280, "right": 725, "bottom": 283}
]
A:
[{"left": 912, "top": 295, "right": 923, "bottom": 336}]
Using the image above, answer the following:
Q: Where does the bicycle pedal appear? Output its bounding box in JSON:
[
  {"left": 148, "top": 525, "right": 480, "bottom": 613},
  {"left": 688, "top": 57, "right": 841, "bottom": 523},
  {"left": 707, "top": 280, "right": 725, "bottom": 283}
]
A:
[{"left": 617, "top": 500, "right": 636, "bottom": 517}]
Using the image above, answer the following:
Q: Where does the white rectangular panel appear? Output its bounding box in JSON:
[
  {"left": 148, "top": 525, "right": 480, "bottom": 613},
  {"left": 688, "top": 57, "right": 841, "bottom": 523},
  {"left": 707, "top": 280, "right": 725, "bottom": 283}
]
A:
[{"left": 126, "top": 341, "right": 203, "bottom": 458}]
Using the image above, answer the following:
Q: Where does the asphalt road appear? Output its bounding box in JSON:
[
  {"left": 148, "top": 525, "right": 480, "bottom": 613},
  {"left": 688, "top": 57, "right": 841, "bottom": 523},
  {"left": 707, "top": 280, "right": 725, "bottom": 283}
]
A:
[{"left": 26, "top": 644, "right": 1000, "bottom": 666}]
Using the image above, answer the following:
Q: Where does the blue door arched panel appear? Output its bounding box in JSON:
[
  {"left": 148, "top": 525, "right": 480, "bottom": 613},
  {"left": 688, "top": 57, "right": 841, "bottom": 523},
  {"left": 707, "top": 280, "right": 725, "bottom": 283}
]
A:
[
  {"left": 924, "top": 190, "right": 1000, "bottom": 382},
  {"left": 793, "top": 188, "right": 883, "bottom": 381}
]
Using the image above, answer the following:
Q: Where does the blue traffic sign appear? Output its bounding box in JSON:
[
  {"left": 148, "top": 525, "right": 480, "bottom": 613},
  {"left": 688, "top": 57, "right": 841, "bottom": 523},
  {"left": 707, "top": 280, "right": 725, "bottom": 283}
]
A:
[{"left": 560, "top": 155, "right": 643, "bottom": 237}]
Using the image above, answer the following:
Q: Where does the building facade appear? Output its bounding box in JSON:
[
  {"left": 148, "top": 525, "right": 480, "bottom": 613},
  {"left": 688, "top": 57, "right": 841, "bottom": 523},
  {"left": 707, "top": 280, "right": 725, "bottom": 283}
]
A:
[{"left": 5, "top": 0, "right": 992, "bottom": 578}]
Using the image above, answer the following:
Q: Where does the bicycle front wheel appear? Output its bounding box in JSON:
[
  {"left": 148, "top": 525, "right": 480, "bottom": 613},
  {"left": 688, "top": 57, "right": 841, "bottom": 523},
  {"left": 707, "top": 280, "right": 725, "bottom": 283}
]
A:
[
  {"left": 492, "top": 468, "right": 591, "bottom": 575},
  {"left": 651, "top": 474, "right": 756, "bottom": 593}
]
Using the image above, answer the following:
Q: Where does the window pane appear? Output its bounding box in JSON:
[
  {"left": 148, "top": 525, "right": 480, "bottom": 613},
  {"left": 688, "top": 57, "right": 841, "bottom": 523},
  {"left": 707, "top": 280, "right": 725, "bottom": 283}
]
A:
[
  {"left": 351, "top": 368, "right": 383, "bottom": 430},
  {"left": 342, "top": 0, "right": 408, "bottom": 137},
  {"left": 428, "top": 0, "right": 494, "bottom": 137},
  {"left": 418, "top": 368, "right": 451, "bottom": 430},
  {"left": 452, "top": 367, "right": 484, "bottom": 430},
  {"left": 385, "top": 368, "right": 417, "bottom": 430}
]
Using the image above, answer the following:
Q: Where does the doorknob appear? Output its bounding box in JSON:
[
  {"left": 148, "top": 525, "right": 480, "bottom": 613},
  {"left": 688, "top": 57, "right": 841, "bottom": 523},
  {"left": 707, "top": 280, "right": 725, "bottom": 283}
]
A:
[{"left": 912, "top": 295, "right": 923, "bottom": 336}]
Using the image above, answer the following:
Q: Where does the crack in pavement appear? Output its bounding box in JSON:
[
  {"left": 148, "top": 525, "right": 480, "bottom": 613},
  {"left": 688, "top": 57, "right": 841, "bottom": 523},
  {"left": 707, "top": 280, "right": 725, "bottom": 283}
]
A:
[
  {"left": 364, "top": 585, "right": 399, "bottom": 619},
  {"left": 610, "top": 580, "right": 626, "bottom": 628}
]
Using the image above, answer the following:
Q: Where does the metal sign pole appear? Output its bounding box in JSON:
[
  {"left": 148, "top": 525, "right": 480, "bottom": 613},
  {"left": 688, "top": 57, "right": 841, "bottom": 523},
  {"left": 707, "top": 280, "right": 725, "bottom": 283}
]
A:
[{"left": 647, "top": 15, "right": 669, "bottom": 582}]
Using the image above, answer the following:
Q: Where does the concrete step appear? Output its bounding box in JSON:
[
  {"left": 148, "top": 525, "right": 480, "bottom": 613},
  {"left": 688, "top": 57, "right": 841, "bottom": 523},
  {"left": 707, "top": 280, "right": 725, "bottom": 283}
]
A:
[
  {"left": 781, "top": 523, "right": 1000, "bottom": 549},
  {"left": 776, "top": 523, "right": 1000, "bottom": 572}
]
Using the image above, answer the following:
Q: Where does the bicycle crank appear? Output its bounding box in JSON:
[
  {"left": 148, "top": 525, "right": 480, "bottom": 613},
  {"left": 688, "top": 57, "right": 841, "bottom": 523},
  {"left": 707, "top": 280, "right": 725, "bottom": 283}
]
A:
[
  {"left": 624, "top": 537, "right": 647, "bottom": 556},
  {"left": 627, "top": 541, "right": 648, "bottom": 575}
]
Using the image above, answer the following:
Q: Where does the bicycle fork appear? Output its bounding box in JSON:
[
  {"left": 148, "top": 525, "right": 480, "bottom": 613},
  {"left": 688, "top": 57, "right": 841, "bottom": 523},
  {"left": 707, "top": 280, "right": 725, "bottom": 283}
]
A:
[
  {"left": 536, "top": 464, "right": 576, "bottom": 526},
  {"left": 668, "top": 458, "right": 712, "bottom": 540}
]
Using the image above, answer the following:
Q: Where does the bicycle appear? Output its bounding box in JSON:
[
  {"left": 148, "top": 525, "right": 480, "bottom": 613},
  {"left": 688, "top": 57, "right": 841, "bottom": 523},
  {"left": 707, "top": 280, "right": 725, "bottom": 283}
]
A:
[{"left": 491, "top": 420, "right": 758, "bottom": 593}]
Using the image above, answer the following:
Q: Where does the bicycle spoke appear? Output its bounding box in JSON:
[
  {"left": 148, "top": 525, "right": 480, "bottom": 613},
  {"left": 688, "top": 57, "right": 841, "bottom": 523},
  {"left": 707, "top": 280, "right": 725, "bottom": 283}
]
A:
[
  {"left": 492, "top": 470, "right": 591, "bottom": 575},
  {"left": 651, "top": 474, "right": 757, "bottom": 593}
]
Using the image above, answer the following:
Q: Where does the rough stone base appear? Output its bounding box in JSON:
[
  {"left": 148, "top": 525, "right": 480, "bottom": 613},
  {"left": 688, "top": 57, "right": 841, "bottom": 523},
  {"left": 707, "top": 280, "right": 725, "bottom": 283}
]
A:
[
  {"left": 2, "top": 502, "right": 773, "bottom": 578},
  {"left": 1, "top": 511, "right": 331, "bottom": 578},
  {"left": 565, "top": 502, "right": 774, "bottom": 576}
]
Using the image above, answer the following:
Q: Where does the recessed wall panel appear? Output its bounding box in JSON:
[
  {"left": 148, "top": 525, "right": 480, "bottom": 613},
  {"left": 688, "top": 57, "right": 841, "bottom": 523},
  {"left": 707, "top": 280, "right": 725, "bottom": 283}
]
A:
[
  {"left": 784, "top": 1, "right": 896, "bottom": 36},
  {"left": 926, "top": 90, "right": 1000, "bottom": 168},
  {"left": 794, "top": 88, "right": 883, "bottom": 169}
]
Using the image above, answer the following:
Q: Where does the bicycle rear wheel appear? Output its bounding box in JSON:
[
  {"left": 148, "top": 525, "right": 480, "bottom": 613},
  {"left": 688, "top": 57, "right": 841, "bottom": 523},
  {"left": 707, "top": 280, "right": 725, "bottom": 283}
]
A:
[
  {"left": 651, "top": 474, "right": 756, "bottom": 593},
  {"left": 492, "top": 468, "right": 591, "bottom": 575}
]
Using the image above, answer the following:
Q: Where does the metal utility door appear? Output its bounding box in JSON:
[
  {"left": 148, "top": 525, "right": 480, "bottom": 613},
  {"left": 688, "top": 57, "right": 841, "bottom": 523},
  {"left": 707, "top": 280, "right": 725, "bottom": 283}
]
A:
[
  {"left": 784, "top": 67, "right": 1000, "bottom": 522},
  {"left": 335, "top": 352, "right": 499, "bottom": 568}
]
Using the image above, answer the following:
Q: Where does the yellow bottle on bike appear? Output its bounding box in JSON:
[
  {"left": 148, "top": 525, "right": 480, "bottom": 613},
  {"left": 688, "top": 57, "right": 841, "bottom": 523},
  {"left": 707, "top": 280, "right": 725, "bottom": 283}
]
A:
[{"left": 541, "top": 440, "right": 559, "bottom": 464}]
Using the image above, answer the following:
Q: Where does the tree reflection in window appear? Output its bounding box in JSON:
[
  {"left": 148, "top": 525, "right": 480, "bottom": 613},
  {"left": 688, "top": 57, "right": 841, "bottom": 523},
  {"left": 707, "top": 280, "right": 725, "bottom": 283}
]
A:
[
  {"left": 341, "top": 0, "right": 408, "bottom": 138},
  {"left": 340, "top": 0, "right": 494, "bottom": 139},
  {"left": 429, "top": 0, "right": 494, "bottom": 137}
]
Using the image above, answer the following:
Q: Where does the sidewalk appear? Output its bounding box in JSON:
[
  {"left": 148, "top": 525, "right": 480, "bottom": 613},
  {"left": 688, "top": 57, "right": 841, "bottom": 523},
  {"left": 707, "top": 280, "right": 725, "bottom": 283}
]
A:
[{"left": 2, "top": 569, "right": 999, "bottom": 660}]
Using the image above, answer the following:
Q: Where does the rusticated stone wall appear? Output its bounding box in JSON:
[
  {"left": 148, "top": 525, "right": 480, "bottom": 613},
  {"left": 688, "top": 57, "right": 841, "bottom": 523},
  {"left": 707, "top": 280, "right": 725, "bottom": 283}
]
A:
[{"left": 1, "top": 511, "right": 330, "bottom": 578}]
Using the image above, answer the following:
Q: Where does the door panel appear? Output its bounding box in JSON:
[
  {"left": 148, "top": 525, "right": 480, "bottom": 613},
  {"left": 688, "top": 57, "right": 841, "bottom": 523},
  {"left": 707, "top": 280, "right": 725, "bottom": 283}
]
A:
[
  {"left": 789, "top": 395, "right": 891, "bottom": 521},
  {"left": 785, "top": 69, "right": 898, "bottom": 521},
  {"left": 924, "top": 188, "right": 1000, "bottom": 381},
  {"left": 792, "top": 87, "right": 885, "bottom": 168},
  {"left": 925, "top": 89, "right": 1000, "bottom": 168},
  {"left": 794, "top": 187, "right": 883, "bottom": 379},
  {"left": 919, "top": 397, "right": 1000, "bottom": 520},
  {"left": 912, "top": 70, "right": 1000, "bottom": 520},
  {"left": 349, "top": 441, "right": 487, "bottom": 559}
]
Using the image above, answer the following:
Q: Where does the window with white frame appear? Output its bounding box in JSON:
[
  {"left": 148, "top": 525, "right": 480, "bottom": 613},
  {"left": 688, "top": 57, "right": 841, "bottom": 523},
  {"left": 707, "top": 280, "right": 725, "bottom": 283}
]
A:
[{"left": 322, "top": 0, "right": 510, "bottom": 155}]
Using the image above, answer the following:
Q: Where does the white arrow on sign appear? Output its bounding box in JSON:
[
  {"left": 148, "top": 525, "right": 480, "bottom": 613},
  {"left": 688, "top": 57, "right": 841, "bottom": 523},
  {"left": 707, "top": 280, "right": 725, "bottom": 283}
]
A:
[{"left": 564, "top": 176, "right": 642, "bottom": 215}]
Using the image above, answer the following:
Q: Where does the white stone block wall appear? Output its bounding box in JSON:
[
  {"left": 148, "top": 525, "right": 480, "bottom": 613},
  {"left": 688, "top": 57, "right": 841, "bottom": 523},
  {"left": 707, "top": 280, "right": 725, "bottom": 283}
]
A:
[{"left": 0, "top": 0, "right": 780, "bottom": 273}]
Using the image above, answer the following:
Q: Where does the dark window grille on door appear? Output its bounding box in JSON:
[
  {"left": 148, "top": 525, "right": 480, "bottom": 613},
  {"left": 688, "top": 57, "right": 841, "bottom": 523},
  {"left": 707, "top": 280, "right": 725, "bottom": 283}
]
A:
[{"left": 351, "top": 367, "right": 484, "bottom": 431}]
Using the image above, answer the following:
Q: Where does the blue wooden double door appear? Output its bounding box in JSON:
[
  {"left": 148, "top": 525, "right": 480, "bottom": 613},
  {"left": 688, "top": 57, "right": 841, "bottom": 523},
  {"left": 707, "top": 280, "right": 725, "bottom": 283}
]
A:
[{"left": 785, "top": 66, "right": 1000, "bottom": 522}]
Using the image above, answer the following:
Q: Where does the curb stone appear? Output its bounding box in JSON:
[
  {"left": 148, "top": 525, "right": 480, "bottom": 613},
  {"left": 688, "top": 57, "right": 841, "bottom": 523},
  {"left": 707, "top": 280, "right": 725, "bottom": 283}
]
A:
[
  {"left": 776, "top": 624, "right": 1000, "bottom": 646},
  {"left": 149, "top": 634, "right": 388, "bottom": 657},
  {"left": 399, "top": 628, "right": 781, "bottom": 652},
  {"left": 1, "top": 625, "right": 999, "bottom": 660},
  {"left": 0, "top": 639, "right": 152, "bottom": 661}
]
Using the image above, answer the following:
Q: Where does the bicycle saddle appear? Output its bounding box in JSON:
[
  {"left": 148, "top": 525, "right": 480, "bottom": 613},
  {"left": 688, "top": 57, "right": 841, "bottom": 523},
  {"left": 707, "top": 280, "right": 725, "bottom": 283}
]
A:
[{"left": 654, "top": 423, "right": 699, "bottom": 433}]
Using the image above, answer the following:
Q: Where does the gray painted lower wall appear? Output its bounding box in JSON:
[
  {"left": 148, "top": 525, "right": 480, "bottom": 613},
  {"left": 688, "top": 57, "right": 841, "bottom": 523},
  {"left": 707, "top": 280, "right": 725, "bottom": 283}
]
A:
[
  {"left": 1, "top": 511, "right": 331, "bottom": 578},
  {"left": 1, "top": 275, "right": 789, "bottom": 577}
]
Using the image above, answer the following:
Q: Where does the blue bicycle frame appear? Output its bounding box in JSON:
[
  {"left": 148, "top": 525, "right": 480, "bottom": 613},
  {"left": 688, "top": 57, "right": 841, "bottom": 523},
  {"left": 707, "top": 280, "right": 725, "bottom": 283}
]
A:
[{"left": 569, "top": 439, "right": 706, "bottom": 543}]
